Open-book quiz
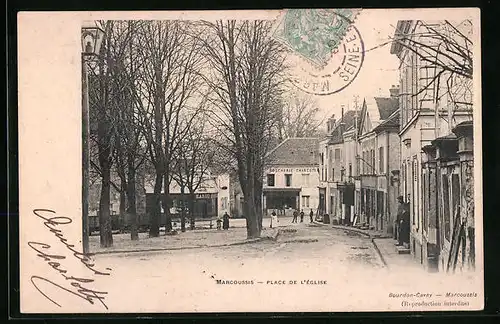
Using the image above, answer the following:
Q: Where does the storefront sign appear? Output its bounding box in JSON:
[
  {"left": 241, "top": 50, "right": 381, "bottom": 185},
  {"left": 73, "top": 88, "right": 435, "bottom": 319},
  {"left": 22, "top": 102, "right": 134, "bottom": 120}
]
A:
[
  {"left": 196, "top": 193, "right": 218, "bottom": 199},
  {"left": 268, "top": 167, "right": 316, "bottom": 173}
]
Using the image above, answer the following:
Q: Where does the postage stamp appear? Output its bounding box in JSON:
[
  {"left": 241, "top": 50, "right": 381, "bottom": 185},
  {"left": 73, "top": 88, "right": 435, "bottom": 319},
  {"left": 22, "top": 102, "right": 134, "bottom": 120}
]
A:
[{"left": 272, "top": 9, "right": 364, "bottom": 95}]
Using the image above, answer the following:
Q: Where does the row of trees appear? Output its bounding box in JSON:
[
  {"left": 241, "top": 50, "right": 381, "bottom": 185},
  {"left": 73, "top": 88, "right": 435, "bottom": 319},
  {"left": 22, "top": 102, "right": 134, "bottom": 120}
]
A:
[{"left": 87, "top": 20, "right": 326, "bottom": 247}]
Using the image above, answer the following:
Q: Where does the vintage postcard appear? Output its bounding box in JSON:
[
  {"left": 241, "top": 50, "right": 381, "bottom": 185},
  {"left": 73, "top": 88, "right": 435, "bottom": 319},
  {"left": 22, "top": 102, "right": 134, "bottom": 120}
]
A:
[{"left": 18, "top": 8, "right": 483, "bottom": 313}]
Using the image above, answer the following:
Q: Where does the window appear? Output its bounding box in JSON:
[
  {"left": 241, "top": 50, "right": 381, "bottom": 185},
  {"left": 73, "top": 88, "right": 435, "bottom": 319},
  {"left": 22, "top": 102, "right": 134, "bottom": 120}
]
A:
[
  {"left": 302, "top": 196, "right": 310, "bottom": 208},
  {"left": 285, "top": 174, "right": 292, "bottom": 187},
  {"left": 402, "top": 162, "right": 407, "bottom": 198},
  {"left": 371, "top": 149, "right": 376, "bottom": 174},
  {"left": 221, "top": 197, "right": 228, "bottom": 210},
  {"left": 267, "top": 174, "right": 275, "bottom": 187},
  {"left": 423, "top": 173, "right": 428, "bottom": 232},
  {"left": 331, "top": 168, "right": 335, "bottom": 181},
  {"left": 302, "top": 174, "right": 310, "bottom": 186},
  {"left": 334, "top": 148, "right": 341, "bottom": 162},
  {"left": 362, "top": 151, "right": 367, "bottom": 174},
  {"left": 451, "top": 173, "right": 460, "bottom": 235},
  {"left": 379, "top": 147, "right": 384, "bottom": 173},
  {"left": 442, "top": 174, "right": 451, "bottom": 241},
  {"left": 348, "top": 163, "right": 352, "bottom": 179},
  {"left": 411, "top": 160, "right": 415, "bottom": 225}
]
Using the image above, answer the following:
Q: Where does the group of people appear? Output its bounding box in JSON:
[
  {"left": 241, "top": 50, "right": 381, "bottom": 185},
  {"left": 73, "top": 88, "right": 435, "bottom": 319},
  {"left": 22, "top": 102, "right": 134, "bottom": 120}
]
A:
[
  {"left": 268, "top": 208, "right": 315, "bottom": 228},
  {"left": 216, "top": 212, "right": 231, "bottom": 230},
  {"left": 291, "top": 209, "right": 314, "bottom": 224}
]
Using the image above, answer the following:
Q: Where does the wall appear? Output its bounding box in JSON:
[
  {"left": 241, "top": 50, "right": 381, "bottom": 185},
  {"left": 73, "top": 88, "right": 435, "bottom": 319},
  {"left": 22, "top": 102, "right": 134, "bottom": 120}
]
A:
[{"left": 264, "top": 165, "right": 320, "bottom": 213}]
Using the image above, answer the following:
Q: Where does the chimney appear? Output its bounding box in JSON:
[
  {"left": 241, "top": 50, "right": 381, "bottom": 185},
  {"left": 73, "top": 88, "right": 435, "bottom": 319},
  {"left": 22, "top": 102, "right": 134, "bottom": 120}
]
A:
[
  {"left": 340, "top": 106, "right": 345, "bottom": 134},
  {"left": 389, "top": 85, "right": 400, "bottom": 98},
  {"left": 327, "top": 114, "right": 336, "bottom": 133}
]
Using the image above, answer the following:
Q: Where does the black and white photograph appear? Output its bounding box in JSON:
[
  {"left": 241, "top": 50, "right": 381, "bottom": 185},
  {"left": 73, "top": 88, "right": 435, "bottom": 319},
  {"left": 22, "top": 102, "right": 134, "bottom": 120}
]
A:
[{"left": 18, "top": 8, "right": 483, "bottom": 313}]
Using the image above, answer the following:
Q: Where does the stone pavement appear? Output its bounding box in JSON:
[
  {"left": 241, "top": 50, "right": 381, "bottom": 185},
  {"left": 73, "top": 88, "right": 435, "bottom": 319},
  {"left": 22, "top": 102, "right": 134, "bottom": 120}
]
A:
[{"left": 312, "top": 221, "right": 424, "bottom": 271}]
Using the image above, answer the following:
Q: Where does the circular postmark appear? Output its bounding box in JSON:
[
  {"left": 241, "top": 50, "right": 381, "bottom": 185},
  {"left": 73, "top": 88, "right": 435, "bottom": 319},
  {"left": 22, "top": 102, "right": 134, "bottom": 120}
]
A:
[
  {"left": 288, "top": 24, "right": 364, "bottom": 96},
  {"left": 273, "top": 10, "right": 365, "bottom": 96}
]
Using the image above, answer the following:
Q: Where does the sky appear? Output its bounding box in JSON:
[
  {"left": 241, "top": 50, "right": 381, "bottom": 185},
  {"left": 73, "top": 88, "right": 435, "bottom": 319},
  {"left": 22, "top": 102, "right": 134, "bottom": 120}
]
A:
[{"left": 300, "top": 10, "right": 401, "bottom": 124}]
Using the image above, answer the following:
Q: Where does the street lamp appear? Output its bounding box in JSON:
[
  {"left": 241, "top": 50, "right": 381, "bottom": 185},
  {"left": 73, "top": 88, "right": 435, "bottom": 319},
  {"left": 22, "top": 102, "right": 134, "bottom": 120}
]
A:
[{"left": 81, "top": 22, "right": 104, "bottom": 254}]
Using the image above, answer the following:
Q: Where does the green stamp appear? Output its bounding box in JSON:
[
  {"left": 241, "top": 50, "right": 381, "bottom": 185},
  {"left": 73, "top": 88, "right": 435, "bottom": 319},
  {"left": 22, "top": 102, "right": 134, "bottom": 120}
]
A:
[{"left": 272, "top": 9, "right": 361, "bottom": 68}]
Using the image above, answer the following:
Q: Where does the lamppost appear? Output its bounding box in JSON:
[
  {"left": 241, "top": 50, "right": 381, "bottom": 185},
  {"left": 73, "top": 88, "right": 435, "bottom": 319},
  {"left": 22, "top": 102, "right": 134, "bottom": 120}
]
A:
[{"left": 81, "top": 22, "right": 104, "bottom": 254}]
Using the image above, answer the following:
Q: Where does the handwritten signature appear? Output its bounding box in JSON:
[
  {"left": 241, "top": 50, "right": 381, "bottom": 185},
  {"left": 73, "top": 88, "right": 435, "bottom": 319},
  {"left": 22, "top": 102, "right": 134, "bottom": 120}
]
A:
[{"left": 28, "top": 209, "right": 111, "bottom": 309}]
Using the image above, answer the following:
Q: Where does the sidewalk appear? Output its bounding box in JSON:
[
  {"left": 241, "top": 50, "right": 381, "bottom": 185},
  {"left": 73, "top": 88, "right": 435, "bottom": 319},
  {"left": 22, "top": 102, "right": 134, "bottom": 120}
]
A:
[
  {"left": 313, "top": 221, "right": 424, "bottom": 271},
  {"left": 312, "top": 221, "right": 392, "bottom": 239},
  {"left": 90, "top": 226, "right": 278, "bottom": 255},
  {"left": 373, "top": 238, "right": 425, "bottom": 272}
]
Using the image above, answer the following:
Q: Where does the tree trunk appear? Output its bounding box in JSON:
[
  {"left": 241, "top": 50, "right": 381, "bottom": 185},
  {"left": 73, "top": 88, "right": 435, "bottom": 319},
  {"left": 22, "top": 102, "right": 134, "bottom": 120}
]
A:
[
  {"left": 255, "top": 174, "right": 264, "bottom": 232},
  {"left": 244, "top": 194, "right": 260, "bottom": 239},
  {"left": 150, "top": 171, "right": 162, "bottom": 237},
  {"left": 189, "top": 192, "right": 196, "bottom": 230},
  {"left": 163, "top": 174, "right": 173, "bottom": 233},
  {"left": 99, "top": 166, "right": 113, "bottom": 247},
  {"left": 119, "top": 185, "right": 126, "bottom": 231},
  {"left": 180, "top": 185, "right": 186, "bottom": 232},
  {"left": 127, "top": 161, "right": 138, "bottom": 240}
]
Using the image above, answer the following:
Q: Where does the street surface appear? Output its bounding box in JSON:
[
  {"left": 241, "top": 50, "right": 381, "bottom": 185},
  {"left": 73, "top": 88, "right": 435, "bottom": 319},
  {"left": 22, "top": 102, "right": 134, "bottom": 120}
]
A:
[{"left": 83, "top": 217, "right": 476, "bottom": 313}]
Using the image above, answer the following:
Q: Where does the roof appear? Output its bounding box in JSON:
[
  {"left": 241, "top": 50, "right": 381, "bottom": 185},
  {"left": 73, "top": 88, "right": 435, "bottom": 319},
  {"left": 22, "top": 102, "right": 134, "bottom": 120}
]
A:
[
  {"left": 328, "top": 110, "right": 358, "bottom": 144},
  {"left": 390, "top": 20, "right": 413, "bottom": 55},
  {"left": 374, "top": 97, "right": 399, "bottom": 120},
  {"left": 358, "top": 96, "right": 399, "bottom": 137},
  {"left": 373, "top": 110, "right": 400, "bottom": 132},
  {"left": 431, "top": 134, "right": 457, "bottom": 146},
  {"left": 265, "top": 137, "right": 319, "bottom": 166}
]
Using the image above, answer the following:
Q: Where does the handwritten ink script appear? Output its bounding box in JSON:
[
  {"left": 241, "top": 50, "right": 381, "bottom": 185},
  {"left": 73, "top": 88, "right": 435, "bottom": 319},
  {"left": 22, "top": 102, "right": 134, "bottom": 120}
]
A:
[{"left": 28, "top": 209, "right": 111, "bottom": 309}]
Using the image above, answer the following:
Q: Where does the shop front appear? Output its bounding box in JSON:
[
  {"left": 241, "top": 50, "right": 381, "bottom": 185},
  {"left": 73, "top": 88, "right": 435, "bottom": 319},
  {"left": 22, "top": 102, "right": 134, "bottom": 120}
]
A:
[
  {"left": 360, "top": 175, "right": 377, "bottom": 227},
  {"left": 338, "top": 182, "right": 355, "bottom": 225},
  {"left": 263, "top": 187, "right": 301, "bottom": 216}
]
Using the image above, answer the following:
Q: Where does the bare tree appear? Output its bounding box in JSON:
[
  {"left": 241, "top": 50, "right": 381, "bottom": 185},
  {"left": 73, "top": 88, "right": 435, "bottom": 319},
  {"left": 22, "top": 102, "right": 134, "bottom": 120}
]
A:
[
  {"left": 372, "top": 20, "right": 473, "bottom": 122},
  {"left": 199, "top": 20, "right": 287, "bottom": 238},
  {"left": 275, "top": 90, "right": 326, "bottom": 141},
  {"left": 172, "top": 114, "right": 216, "bottom": 231},
  {"left": 132, "top": 21, "right": 205, "bottom": 237},
  {"left": 88, "top": 20, "right": 125, "bottom": 248},
  {"left": 111, "top": 21, "right": 148, "bottom": 240}
]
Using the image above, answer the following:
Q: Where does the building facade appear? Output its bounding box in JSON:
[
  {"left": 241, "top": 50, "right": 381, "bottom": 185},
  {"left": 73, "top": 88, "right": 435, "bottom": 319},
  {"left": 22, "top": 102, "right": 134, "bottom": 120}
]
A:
[
  {"left": 88, "top": 164, "right": 147, "bottom": 231},
  {"left": 357, "top": 94, "right": 400, "bottom": 232},
  {"left": 144, "top": 172, "right": 231, "bottom": 221},
  {"left": 318, "top": 111, "right": 358, "bottom": 224},
  {"left": 263, "top": 138, "right": 320, "bottom": 217},
  {"left": 391, "top": 19, "right": 474, "bottom": 271}
]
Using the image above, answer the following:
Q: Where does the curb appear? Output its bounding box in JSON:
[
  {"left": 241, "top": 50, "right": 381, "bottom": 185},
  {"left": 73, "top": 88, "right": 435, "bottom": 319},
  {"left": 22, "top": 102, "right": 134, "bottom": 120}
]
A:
[
  {"left": 330, "top": 225, "right": 371, "bottom": 238},
  {"left": 371, "top": 238, "right": 388, "bottom": 268},
  {"left": 315, "top": 222, "right": 390, "bottom": 268},
  {"left": 92, "top": 237, "right": 266, "bottom": 256}
]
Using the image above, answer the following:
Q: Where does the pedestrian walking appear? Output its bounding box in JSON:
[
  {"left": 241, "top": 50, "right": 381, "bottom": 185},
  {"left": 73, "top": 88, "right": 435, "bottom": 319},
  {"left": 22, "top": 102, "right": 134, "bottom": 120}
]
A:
[
  {"left": 292, "top": 209, "right": 298, "bottom": 223},
  {"left": 222, "top": 212, "right": 230, "bottom": 230},
  {"left": 309, "top": 209, "right": 314, "bottom": 223},
  {"left": 270, "top": 210, "right": 278, "bottom": 228},
  {"left": 300, "top": 210, "right": 304, "bottom": 223},
  {"left": 216, "top": 216, "right": 222, "bottom": 230}
]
